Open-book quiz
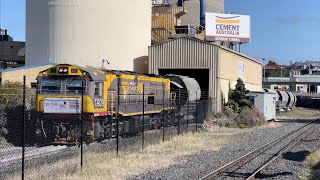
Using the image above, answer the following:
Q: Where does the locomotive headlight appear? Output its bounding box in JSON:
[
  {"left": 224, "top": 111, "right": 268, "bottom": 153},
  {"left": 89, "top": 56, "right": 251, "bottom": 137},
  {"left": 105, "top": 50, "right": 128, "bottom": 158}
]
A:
[
  {"left": 58, "top": 67, "right": 68, "bottom": 73},
  {"left": 83, "top": 72, "right": 87, "bottom": 75},
  {"left": 42, "top": 71, "right": 46, "bottom": 75}
]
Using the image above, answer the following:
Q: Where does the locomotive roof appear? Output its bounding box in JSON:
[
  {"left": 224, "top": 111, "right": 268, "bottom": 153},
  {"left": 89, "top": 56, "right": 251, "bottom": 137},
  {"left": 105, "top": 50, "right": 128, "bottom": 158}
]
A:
[{"left": 73, "top": 65, "right": 107, "bottom": 81}]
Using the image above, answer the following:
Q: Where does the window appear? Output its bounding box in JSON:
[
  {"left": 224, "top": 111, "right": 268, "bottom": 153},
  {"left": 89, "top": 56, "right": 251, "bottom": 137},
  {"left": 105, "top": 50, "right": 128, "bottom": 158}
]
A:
[
  {"left": 94, "top": 82, "right": 103, "bottom": 97},
  {"left": 66, "top": 78, "right": 86, "bottom": 94},
  {"left": 147, "top": 96, "right": 155, "bottom": 104},
  {"left": 40, "top": 78, "right": 61, "bottom": 93}
]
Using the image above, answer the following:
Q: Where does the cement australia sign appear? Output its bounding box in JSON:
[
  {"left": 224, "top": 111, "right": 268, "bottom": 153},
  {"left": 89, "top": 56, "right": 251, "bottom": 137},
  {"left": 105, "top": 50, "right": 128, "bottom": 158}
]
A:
[{"left": 205, "top": 13, "right": 251, "bottom": 43}]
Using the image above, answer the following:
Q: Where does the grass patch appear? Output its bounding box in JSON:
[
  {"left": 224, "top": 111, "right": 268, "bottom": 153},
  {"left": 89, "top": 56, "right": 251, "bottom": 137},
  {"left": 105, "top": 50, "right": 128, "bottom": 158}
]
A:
[
  {"left": 9, "top": 131, "right": 231, "bottom": 180},
  {"left": 300, "top": 148, "right": 320, "bottom": 180},
  {"left": 259, "top": 121, "right": 283, "bottom": 128},
  {"left": 0, "top": 137, "right": 12, "bottom": 148},
  {"left": 277, "top": 108, "right": 320, "bottom": 119}
]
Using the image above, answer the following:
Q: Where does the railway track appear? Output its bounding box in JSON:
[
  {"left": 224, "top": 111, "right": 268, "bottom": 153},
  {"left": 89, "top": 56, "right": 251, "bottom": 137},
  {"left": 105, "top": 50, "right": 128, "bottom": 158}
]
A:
[
  {"left": 201, "top": 119, "right": 319, "bottom": 180},
  {"left": 0, "top": 145, "right": 78, "bottom": 179}
]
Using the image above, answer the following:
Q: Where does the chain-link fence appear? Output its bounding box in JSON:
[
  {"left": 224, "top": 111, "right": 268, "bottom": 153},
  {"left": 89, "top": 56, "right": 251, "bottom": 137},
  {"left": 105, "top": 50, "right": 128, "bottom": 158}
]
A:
[{"left": 0, "top": 76, "right": 214, "bottom": 179}]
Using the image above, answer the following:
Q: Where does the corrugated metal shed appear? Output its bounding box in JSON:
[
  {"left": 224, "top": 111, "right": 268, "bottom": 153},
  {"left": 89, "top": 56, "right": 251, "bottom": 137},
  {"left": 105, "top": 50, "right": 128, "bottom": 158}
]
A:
[
  {"left": 149, "top": 37, "right": 219, "bottom": 111},
  {"left": 149, "top": 37, "right": 263, "bottom": 112}
]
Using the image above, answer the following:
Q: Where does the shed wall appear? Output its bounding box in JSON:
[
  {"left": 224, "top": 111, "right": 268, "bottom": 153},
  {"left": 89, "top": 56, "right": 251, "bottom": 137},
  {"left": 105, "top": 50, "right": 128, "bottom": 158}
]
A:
[
  {"left": 219, "top": 48, "right": 262, "bottom": 85},
  {"left": 219, "top": 47, "right": 263, "bottom": 103}
]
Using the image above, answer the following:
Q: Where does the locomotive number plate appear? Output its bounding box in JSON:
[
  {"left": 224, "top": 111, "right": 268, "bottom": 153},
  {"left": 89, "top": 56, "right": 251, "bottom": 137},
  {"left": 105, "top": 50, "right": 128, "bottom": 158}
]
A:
[{"left": 94, "top": 99, "right": 104, "bottom": 108}]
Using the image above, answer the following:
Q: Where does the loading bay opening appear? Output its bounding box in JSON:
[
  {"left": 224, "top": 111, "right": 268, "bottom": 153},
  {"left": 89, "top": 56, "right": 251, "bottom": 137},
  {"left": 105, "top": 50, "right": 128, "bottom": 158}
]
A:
[{"left": 158, "top": 68, "right": 209, "bottom": 99}]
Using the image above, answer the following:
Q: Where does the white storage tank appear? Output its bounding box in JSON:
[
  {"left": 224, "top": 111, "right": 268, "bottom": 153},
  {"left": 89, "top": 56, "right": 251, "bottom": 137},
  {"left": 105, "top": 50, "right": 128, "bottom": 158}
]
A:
[{"left": 26, "top": 0, "right": 151, "bottom": 71}]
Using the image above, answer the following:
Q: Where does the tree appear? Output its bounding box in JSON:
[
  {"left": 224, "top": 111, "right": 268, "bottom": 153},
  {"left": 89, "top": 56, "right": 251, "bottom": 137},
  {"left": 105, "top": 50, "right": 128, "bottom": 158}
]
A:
[
  {"left": 267, "top": 60, "right": 278, "bottom": 65},
  {"left": 227, "top": 78, "right": 252, "bottom": 112}
]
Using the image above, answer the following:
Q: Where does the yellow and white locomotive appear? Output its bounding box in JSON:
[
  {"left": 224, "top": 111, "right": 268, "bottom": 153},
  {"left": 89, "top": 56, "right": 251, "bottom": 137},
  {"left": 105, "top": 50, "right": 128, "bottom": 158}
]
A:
[{"left": 35, "top": 64, "right": 201, "bottom": 143}]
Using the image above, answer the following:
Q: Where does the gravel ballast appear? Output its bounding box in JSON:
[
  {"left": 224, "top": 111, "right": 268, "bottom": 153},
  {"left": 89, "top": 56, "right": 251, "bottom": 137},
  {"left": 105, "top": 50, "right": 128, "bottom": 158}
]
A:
[{"left": 128, "top": 121, "right": 318, "bottom": 180}]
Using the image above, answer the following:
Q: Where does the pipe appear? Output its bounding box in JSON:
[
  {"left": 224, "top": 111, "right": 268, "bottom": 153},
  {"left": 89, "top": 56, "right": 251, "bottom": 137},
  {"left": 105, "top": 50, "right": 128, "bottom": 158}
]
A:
[{"left": 200, "top": 0, "right": 206, "bottom": 27}]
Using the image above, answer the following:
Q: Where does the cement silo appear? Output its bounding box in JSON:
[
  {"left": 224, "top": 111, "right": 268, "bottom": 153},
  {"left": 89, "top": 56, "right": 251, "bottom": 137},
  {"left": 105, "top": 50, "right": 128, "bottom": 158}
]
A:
[{"left": 26, "top": 0, "right": 151, "bottom": 71}]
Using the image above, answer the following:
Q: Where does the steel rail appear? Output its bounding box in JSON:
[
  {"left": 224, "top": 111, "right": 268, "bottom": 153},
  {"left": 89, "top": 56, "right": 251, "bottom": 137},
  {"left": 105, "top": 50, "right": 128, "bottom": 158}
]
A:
[
  {"left": 246, "top": 122, "right": 318, "bottom": 180},
  {"left": 201, "top": 119, "right": 318, "bottom": 180}
]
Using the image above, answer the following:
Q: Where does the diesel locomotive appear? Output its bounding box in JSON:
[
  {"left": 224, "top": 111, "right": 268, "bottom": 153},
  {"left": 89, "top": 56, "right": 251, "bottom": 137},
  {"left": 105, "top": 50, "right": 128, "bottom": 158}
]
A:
[{"left": 35, "top": 64, "right": 201, "bottom": 143}]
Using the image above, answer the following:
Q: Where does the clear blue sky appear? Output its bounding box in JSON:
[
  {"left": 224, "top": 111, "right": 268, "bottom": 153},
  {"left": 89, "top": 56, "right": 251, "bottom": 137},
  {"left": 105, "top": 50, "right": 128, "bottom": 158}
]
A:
[
  {"left": 1, "top": 0, "right": 320, "bottom": 64},
  {"left": 225, "top": 0, "right": 320, "bottom": 64},
  {"left": 0, "top": 0, "right": 25, "bottom": 41}
]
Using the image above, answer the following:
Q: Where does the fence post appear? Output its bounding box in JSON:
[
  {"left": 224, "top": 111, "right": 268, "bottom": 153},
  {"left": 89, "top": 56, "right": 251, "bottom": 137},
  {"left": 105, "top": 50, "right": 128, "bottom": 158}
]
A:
[
  {"left": 178, "top": 88, "right": 181, "bottom": 135},
  {"left": 80, "top": 81, "right": 84, "bottom": 169},
  {"left": 187, "top": 91, "right": 189, "bottom": 131},
  {"left": 162, "top": 83, "right": 165, "bottom": 142},
  {"left": 195, "top": 91, "right": 198, "bottom": 132},
  {"left": 142, "top": 84, "right": 145, "bottom": 149},
  {"left": 116, "top": 76, "right": 120, "bottom": 156},
  {"left": 22, "top": 76, "right": 26, "bottom": 180},
  {"left": 203, "top": 95, "right": 206, "bottom": 120}
]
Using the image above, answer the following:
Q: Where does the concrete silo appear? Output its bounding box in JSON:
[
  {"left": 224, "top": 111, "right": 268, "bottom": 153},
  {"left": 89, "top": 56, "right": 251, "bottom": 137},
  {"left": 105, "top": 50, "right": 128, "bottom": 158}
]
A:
[{"left": 26, "top": 0, "right": 151, "bottom": 71}]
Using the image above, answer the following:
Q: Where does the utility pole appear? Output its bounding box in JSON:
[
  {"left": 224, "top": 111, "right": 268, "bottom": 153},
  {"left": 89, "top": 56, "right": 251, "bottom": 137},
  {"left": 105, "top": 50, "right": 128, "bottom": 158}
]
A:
[{"left": 262, "top": 58, "right": 266, "bottom": 79}]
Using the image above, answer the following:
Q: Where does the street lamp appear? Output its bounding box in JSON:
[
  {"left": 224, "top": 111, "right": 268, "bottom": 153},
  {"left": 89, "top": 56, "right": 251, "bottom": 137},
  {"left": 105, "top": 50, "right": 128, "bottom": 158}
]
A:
[
  {"left": 101, "top": 59, "right": 110, "bottom": 69},
  {"left": 280, "top": 66, "right": 284, "bottom": 77}
]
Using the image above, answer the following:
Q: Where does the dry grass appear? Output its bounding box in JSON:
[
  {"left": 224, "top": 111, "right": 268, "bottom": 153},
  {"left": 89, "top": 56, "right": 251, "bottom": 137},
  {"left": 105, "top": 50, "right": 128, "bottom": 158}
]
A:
[
  {"left": 300, "top": 148, "right": 320, "bottom": 180},
  {"left": 306, "top": 149, "right": 320, "bottom": 168},
  {"left": 9, "top": 131, "right": 231, "bottom": 180},
  {"left": 259, "top": 122, "right": 283, "bottom": 128},
  {"left": 277, "top": 108, "right": 320, "bottom": 119},
  {"left": 0, "top": 137, "right": 12, "bottom": 149}
]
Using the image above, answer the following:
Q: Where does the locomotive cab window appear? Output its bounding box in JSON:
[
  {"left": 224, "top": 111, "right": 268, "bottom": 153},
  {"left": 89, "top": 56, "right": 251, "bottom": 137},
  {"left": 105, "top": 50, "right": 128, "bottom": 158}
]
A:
[
  {"left": 66, "top": 78, "right": 86, "bottom": 94},
  {"left": 94, "top": 82, "right": 103, "bottom": 97},
  {"left": 40, "top": 78, "right": 61, "bottom": 93},
  {"left": 147, "top": 96, "right": 155, "bottom": 105}
]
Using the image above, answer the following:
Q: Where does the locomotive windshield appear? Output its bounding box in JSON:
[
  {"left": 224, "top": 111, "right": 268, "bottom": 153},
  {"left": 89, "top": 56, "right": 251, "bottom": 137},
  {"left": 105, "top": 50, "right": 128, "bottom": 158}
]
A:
[
  {"left": 66, "top": 78, "right": 86, "bottom": 94},
  {"left": 40, "top": 78, "right": 61, "bottom": 93},
  {"left": 39, "top": 77, "right": 86, "bottom": 94}
]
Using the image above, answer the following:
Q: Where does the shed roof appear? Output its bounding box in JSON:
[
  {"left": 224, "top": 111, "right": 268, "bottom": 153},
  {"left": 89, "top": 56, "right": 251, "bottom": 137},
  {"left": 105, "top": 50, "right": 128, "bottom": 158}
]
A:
[
  {"left": 0, "top": 63, "right": 57, "bottom": 73},
  {"left": 149, "top": 37, "right": 262, "bottom": 65}
]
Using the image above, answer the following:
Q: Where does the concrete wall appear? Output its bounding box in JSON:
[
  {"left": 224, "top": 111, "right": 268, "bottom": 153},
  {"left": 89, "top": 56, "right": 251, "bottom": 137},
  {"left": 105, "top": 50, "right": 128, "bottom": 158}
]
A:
[
  {"left": 26, "top": 0, "right": 151, "bottom": 71},
  {"left": 1, "top": 64, "right": 54, "bottom": 87}
]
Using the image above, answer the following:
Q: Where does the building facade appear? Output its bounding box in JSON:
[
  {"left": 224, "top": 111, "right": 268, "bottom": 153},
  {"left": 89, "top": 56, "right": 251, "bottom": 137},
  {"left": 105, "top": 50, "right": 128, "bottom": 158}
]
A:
[{"left": 0, "top": 29, "right": 25, "bottom": 69}]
